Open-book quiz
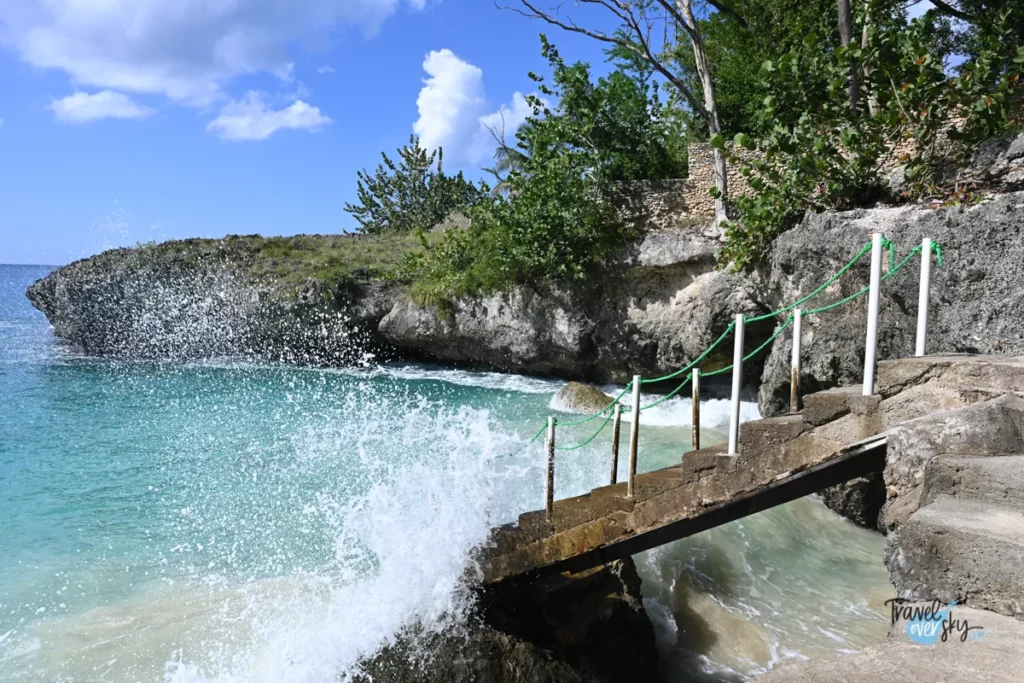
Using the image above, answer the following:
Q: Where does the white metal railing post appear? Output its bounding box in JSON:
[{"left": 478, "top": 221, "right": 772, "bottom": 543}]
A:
[
  {"left": 545, "top": 416, "right": 555, "bottom": 522},
  {"left": 609, "top": 404, "right": 622, "bottom": 485},
  {"left": 728, "top": 314, "right": 744, "bottom": 455},
  {"left": 627, "top": 376, "right": 641, "bottom": 498},
  {"left": 915, "top": 237, "right": 932, "bottom": 357},
  {"left": 862, "top": 233, "right": 884, "bottom": 396},
  {"left": 790, "top": 309, "right": 802, "bottom": 414},
  {"left": 691, "top": 368, "right": 700, "bottom": 453}
]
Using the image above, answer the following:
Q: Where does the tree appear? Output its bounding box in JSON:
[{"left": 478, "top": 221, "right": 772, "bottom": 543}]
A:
[
  {"left": 401, "top": 36, "right": 688, "bottom": 300},
  {"left": 501, "top": 0, "right": 730, "bottom": 223},
  {"left": 669, "top": 0, "right": 840, "bottom": 138},
  {"left": 344, "top": 136, "right": 483, "bottom": 234},
  {"left": 520, "top": 36, "right": 688, "bottom": 184}
]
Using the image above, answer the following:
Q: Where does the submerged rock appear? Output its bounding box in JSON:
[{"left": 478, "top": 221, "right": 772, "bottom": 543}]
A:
[{"left": 554, "top": 382, "right": 615, "bottom": 414}]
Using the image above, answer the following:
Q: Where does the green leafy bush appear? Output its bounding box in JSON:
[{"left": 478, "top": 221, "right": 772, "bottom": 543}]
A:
[
  {"left": 400, "top": 36, "right": 686, "bottom": 302},
  {"left": 721, "top": 14, "right": 1024, "bottom": 270},
  {"left": 344, "top": 136, "right": 484, "bottom": 235}
]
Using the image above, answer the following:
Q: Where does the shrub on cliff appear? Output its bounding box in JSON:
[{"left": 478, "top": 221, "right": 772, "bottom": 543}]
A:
[
  {"left": 398, "top": 36, "right": 685, "bottom": 302},
  {"left": 344, "top": 136, "right": 485, "bottom": 235}
]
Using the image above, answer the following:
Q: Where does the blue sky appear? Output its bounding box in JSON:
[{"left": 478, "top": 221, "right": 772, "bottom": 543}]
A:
[{"left": 0, "top": 0, "right": 622, "bottom": 265}]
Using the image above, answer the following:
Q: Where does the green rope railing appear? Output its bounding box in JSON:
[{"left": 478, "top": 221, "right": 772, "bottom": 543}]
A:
[
  {"left": 703, "top": 314, "right": 795, "bottom": 377},
  {"left": 509, "top": 237, "right": 943, "bottom": 457},
  {"left": 554, "top": 409, "right": 617, "bottom": 451},
  {"left": 638, "top": 321, "right": 736, "bottom": 385},
  {"left": 746, "top": 243, "right": 872, "bottom": 323}
]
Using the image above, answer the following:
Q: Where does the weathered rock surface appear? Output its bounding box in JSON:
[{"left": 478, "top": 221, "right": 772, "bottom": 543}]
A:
[
  {"left": 26, "top": 239, "right": 403, "bottom": 364},
  {"left": 756, "top": 190, "right": 1024, "bottom": 417},
  {"left": 965, "top": 132, "right": 1024, "bottom": 193},
  {"left": 356, "top": 559, "right": 660, "bottom": 683},
  {"left": 886, "top": 496, "right": 1024, "bottom": 619},
  {"left": 818, "top": 473, "right": 886, "bottom": 529},
  {"left": 554, "top": 382, "right": 616, "bottom": 414},
  {"left": 379, "top": 228, "right": 771, "bottom": 389}
]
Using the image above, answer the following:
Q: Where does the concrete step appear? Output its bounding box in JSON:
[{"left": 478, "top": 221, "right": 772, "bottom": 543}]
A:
[
  {"left": 887, "top": 496, "right": 1024, "bottom": 621},
  {"left": 923, "top": 455, "right": 1024, "bottom": 513}
]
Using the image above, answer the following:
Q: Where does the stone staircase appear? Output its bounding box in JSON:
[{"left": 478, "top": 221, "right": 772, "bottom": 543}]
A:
[
  {"left": 885, "top": 395, "right": 1024, "bottom": 621},
  {"left": 759, "top": 360, "right": 1024, "bottom": 682},
  {"left": 479, "top": 356, "right": 1024, "bottom": 586}
]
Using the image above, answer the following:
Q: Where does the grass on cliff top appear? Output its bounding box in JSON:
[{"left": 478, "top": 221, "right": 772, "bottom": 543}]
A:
[{"left": 134, "top": 232, "right": 437, "bottom": 290}]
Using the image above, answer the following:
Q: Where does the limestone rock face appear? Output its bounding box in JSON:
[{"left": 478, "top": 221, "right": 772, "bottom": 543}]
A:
[
  {"left": 25, "top": 241, "right": 402, "bottom": 365},
  {"left": 380, "top": 228, "right": 769, "bottom": 388},
  {"left": 554, "top": 382, "right": 615, "bottom": 414},
  {"left": 965, "top": 132, "right": 1024, "bottom": 193},
  {"left": 755, "top": 190, "right": 1024, "bottom": 417}
]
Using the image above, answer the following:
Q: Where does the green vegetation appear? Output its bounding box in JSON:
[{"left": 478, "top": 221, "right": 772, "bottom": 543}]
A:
[
  {"left": 334, "top": 1, "right": 1024, "bottom": 297},
  {"left": 399, "top": 36, "right": 687, "bottom": 302},
  {"left": 122, "top": 233, "right": 434, "bottom": 296},
  {"left": 719, "top": 11, "right": 1024, "bottom": 269},
  {"left": 343, "top": 135, "right": 484, "bottom": 235}
]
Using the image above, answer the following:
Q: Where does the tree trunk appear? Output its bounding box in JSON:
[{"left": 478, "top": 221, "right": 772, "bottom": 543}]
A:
[
  {"left": 838, "top": 0, "right": 859, "bottom": 112},
  {"left": 862, "top": 22, "right": 878, "bottom": 115},
  {"left": 678, "top": 0, "right": 728, "bottom": 226}
]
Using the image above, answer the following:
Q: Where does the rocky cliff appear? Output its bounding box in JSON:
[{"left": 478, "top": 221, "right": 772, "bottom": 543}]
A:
[{"left": 27, "top": 138, "right": 1024, "bottom": 410}]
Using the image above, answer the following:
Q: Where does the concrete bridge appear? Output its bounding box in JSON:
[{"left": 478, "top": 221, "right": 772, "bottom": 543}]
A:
[{"left": 478, "top": 355, "right": 1024, "bottom": 585}]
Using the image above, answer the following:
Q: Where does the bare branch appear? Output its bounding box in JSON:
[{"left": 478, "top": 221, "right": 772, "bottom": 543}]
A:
[
  {"left": 498, "top": 0, "right": 710, "bottom": 119},
  {"left": 704, "top": 0, "right": 749, "bottom": 28},
  {"left": 927, "top": 0, "right": 976, "bottom": 22}
]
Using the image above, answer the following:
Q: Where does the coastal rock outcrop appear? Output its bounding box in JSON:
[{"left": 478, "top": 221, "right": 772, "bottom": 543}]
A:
[
  {"left": 379, "top": 228, "right": 770, "bottom": 391},
  {"left": 25, "top": 237, "right": 403, "bottom": 365},
  {"left": 755, "top": 190, "right": 1024, "bottom": 418},
  {"left": 356, "top": 559, "right": 660, "bottom": 683}
]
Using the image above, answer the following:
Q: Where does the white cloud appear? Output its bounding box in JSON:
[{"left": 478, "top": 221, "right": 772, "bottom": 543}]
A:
[
  {"left": 317, "top": 64, "right": 337, "bottom": 74},
  {"left": 49, "top": 90, "right": 154, "bottom": 123},
  {"left": 0, "top": 1, "right": 426, "bottom": 107},
  {"left": 412, "top": 49, "right": 534, "bottom": 167},
  {"left": 206, "top": 91, "right": 331, "bottom": 141}
]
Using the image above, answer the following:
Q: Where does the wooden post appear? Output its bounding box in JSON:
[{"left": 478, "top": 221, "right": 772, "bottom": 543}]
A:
[
  {"left": 691, "top": 368, "right": 700, "bottom": 453},
  {"left": 627, "top": 376, "right": 641, "bottom": 499},
  {"left": 728, "top": 314, "right": 744, "bottom": 455},
  {"left": 915, "top": 237, "right": 932, "bottom": 357},
  {"left": 545, "top": 416, "right": 555, "bottom": 522},
  {"left": 609, "top": 404, "right": 622, "bottom": 485},
  {"left": 790, "top": 309, "right": 802, "bottom": 414},
  {"left": 863, "top": 233, "right": 883, "bottom": 396}
]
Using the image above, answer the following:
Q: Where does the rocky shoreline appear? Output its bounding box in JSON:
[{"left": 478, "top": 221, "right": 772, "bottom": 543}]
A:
[{"left": 22, "top": 135, "right": 1024, "bottom": 681}]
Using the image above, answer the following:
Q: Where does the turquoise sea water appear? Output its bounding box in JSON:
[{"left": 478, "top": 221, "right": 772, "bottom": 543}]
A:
[{"left": 0, "top": 264, "right": 891, "bottom": 681}]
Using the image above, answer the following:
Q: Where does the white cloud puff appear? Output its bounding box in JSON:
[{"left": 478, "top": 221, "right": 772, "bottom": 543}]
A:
[
  {"left": 412, "top": 49, "right": 534, "bottom": 167},
  {"left": 49, "top": 90, "right": 154, "bottom": 123},
  {"left": 206, "top": 91, "right": 331, "bottom": 141},
  {"left": 0, "top": 0, "right": 426, "bottom": 106}
]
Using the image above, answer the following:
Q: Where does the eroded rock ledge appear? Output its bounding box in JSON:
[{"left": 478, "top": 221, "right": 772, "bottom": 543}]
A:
[{"left": 356, "top": 559, "right": 660, "bottom": 683}]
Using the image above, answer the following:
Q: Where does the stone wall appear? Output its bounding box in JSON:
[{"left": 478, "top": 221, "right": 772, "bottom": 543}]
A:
[
  {"left": 613, "top": 178, "right": 694, "bottom": 231},
  {"left": 614, "top": 143, "right": 761, "bottom": 223},
  {"left": 682, "top": 142, "right": 759, "bottom": 216}
]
